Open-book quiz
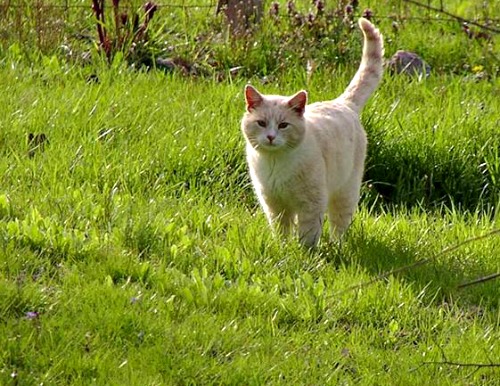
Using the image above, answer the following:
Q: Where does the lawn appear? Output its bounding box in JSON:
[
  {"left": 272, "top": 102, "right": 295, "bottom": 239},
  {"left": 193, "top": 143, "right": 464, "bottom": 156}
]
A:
[{"left": 0, "top": 0, "right": 499, "bottom": 385}]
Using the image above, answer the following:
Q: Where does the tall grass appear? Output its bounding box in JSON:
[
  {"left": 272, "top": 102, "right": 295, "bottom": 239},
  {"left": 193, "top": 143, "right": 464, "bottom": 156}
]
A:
[
  {"left": 1, "top": 1, "right": 499, "bottom": 77},
  {"left": 363, "top": 74, "right": 500, "bottom": 210},
  {"left": 0, "top": 1, "right": 499, "bottom": 384},
  {"left": 1, "top": 60, "right": 499, "bottom": 384}
]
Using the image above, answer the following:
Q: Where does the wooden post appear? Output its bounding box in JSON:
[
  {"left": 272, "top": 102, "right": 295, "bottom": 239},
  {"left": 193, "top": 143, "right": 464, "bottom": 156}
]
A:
[{"left": 216, "top": 0, "right": 263, "bottom": 36}]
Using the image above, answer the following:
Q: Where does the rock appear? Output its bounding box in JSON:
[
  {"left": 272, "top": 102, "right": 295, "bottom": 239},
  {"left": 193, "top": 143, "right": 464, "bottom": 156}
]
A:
[
  {"left": 155, "top": 57, "right": 178, "bottom": 72},
  {"left": 155, "top": 57, "right": 192, "bottom": 75},
  {"left": 386, "top": 50, "right": 431, "bottom": 78},
  {"left": 27, "top": 133, "right": 48, "bottom": 158}
]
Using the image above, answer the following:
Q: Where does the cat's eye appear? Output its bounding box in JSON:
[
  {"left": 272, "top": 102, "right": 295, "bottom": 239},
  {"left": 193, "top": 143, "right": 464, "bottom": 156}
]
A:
[
  {"left": 256, "top": 120, "right": 267, "bottom": 127},
  {"left": 278, "top": 122, "right": 289, "bottom": 129}
]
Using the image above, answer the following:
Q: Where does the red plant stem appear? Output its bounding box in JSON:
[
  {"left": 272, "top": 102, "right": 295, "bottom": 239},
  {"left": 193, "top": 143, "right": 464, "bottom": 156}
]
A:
[
  {"left": 91, "top": 0, "right": 105, "bottom": 48},
  {"left": 458, "top": 272, "right": 500, "bottom": 288},
  {"left": 422, "top": 361, "right": 500, "bottom": 368},
  {"left": 91, "top": 0, "right": 110, "bottom": 61},
  {"left": 112, "top": 0, "right": 121, "bottom": 43}
]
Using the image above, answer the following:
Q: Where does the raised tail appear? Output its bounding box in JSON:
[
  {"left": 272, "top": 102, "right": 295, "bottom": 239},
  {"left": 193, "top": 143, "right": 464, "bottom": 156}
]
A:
[{"left": 340, "top": 18, "right": 384, "bottom": 112}]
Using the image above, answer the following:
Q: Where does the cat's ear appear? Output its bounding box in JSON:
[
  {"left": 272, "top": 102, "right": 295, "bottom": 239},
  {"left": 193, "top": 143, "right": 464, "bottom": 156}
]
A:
[
  {"left": 245, "top": 85, "right": 264, "bottom": 112},
  {"left": 287, "top": 90, "right": 307, "bottom": 116}
]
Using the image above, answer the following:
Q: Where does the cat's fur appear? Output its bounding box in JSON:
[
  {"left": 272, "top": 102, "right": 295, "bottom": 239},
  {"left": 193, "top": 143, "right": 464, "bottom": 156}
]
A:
[{"left": 241, "top": 18, "right": 384, "bottom": 247}]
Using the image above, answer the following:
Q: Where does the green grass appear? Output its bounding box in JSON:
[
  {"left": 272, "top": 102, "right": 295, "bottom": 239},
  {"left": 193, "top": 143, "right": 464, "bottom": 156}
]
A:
[
  {"left": 1, "top": 62, "right": 499, "bottom": 385},
  {"left": 1, "top": 1, "right": 500, "bottom": 384}
]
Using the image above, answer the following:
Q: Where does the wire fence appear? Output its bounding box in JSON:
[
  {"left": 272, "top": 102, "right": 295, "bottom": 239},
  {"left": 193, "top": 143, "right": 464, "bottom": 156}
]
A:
[
  {"left": 0, "top": 1, "right": 216, "bottom": 52},
  {"left": 0, "top": 0, "right": 498, "bottom": 53},
  {"left": 2, "top": 0, "right": 499, "bottom": 19},
  {"left": 1, "top": 1, "right": 215, "bottom": 9}
]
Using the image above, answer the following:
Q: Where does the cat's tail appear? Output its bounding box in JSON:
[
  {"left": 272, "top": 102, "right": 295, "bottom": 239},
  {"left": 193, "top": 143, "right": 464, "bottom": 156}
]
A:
[{"left": 339, "top": 18, "right": 384, "bottom": 112}]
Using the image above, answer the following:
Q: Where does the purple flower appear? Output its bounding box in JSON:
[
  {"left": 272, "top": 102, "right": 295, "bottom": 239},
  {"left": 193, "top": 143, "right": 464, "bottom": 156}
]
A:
[
  {"left": 120, "top": 12, "right": 128, "bottom": 26},
  {"left": 25, "top": 311, "right": 39, "bottom": 320},
  {"left": 269, "top": 2, "right": 280, "bottom": 18},
  {"left": 293, "top": 13, "right": 304, "bottom": 26},
  {"left": 144, "top": 1, "right": 158, "bottom": 16},
  {"left": 314, "top": 0, "right": 324, "bottom": 14},
  {"left": 362, "top": 8, "right": 373, "bottom": 20},
  {"left": 307, "top": 12, "right": 315, "bottom": 25}
]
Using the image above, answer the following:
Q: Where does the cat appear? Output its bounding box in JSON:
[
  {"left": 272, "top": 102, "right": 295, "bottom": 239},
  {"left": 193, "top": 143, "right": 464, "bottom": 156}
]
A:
[{"left": 241, "top": 17, "right": 384, "bottom": 248}]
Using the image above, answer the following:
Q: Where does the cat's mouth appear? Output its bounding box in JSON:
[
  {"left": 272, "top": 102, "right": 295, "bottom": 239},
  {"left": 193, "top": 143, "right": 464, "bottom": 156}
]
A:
[{"left": 258, "top": 141, "right": 282, "bottom": 151}]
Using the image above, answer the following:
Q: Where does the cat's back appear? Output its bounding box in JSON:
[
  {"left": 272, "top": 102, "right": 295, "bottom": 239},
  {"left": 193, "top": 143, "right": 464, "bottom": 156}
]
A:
[
  {"left": 303, "top": 99, "right": 367, "bottom": 185},
  {"left": 305, "top": 99, "right": 365, "bottom": 142}
]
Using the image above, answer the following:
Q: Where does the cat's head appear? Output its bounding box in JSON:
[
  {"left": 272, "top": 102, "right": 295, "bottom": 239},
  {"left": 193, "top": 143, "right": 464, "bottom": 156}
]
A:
[{"left": 241, "top": 85, "right": 307, "bottom": 153}]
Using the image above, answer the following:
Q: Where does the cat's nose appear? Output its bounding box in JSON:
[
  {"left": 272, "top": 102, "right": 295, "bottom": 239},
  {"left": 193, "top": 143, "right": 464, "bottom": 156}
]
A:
[{"left": 266, "top": 134, "right": 275, "bottom": 143}]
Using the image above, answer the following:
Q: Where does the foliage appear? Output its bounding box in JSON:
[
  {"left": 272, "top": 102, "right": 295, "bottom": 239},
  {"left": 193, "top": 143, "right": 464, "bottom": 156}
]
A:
[
  {"left": 0, "top": 1, "right": 499, "bottom": 384},
  {"left": 90, "top": 0, "right": 162, "bottom": 65},
  {"left": 1, "top": 1, "right": 498, "bottom": 77},
  {"left": 362, "top": 75, "right": 500, "bottom": 210}
]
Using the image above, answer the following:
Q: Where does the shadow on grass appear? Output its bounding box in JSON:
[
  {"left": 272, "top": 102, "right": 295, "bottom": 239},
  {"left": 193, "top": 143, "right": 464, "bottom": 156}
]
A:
[
  {"left": 321, "top": 231, "right": 500, "bottom": 312},
  {"left": 362, "top": 115, "right": 500, "bottom": 214}
]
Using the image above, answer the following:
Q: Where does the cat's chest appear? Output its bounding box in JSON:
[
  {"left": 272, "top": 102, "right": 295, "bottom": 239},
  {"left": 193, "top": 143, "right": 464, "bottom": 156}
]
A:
[{"left": 250, "top": 155, "right": 298, "bottom": 195}]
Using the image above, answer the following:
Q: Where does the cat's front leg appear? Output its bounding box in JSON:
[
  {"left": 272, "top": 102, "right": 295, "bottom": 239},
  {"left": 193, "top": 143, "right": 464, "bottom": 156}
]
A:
[
  {"left": 264, "top": 205, "right": 294, "bottom": 237},
  {"left": 328, "top": 184, "right": 362, "bottom": 239},
  {"left": 297, "top": 210, "right": 324, "bottom": 248}
]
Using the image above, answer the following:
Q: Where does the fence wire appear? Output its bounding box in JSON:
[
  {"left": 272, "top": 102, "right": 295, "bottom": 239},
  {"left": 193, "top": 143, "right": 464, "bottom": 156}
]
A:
[{"left": 0, "top": 0, "right": 498, "bottom": 53}]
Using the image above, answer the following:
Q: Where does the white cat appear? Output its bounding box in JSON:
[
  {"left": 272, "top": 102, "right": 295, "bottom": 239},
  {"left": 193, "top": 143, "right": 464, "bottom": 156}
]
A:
[{"left": 241, "top": 18, "right": 384, "bottom": 248}]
